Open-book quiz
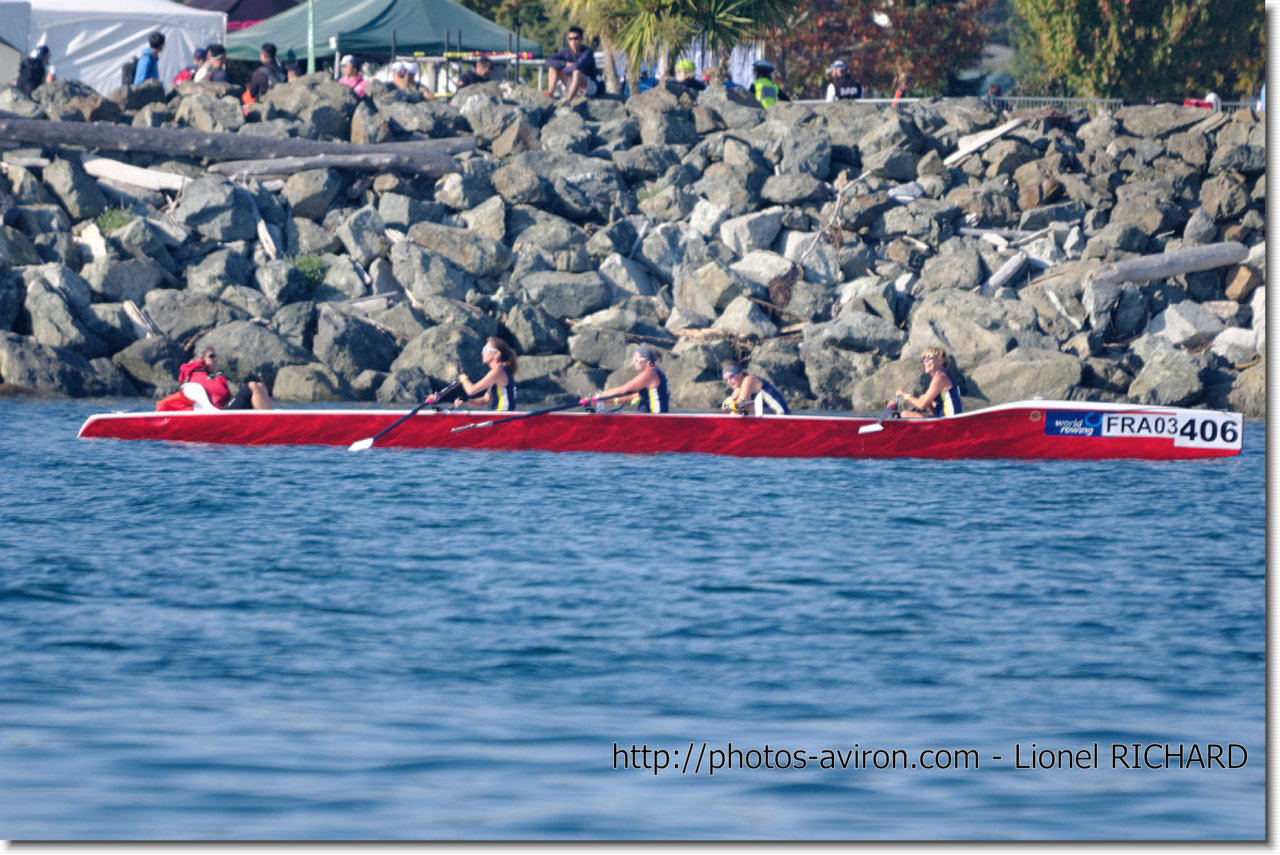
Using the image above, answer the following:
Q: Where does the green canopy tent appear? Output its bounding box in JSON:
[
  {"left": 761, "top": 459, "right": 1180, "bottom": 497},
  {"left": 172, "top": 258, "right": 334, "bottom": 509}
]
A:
[{"left": 224, "top": 0, "right": 538, "bottom": 62}]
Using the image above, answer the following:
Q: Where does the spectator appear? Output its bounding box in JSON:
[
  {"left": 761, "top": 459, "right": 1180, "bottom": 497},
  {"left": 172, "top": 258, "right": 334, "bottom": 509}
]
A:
[
  {"left": 543, "top": 26, "right": 599, "bottom": 103},
  {"left": 133, "top": 32, "right": 165, "bottom": 86},
  {"left": 389, "top": 61, "right": 436, "bottom": 99},
  {"left": 173, "top": 46, "right": 206, "bottom": 85},
  {"left": 982, "top": 82, "right": 1008, "bottom": 114},
  {"left": 248, "top": 42, "right": 286, "bottom": 101},
  {"left": 824, "top": 59, "right": 862, "bottom": 101},
  {"left": 457, "top": 56, "right": 492, "bottom": 89},
  {"left": 337, "top": 55, "right": 366, "bottom": 98},
  {"left": 286, "top": 60, "right": 304, "bottom": 82},
  {"left": 750, "top": 59, "right": 782, "bottom": 108},
  {"left": 196, "top": 44, "right": 230, "bottom": 83},
  {"left": 14, "top": 44, "right": 53, "bottom": 96},
  {"left": 674, "top": 59, "right": 705, "bottom": 92},
  {"left": 891, "top": 71, "right": 913, "bottom": 107}
]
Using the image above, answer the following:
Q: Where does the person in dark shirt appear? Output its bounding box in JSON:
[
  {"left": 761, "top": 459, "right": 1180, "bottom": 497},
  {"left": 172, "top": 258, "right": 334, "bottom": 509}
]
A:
[
  {"left": 200, "top": 44, "right": 230, "bottom": 83},
  {"left": 543, "top": 26, "right": 598, "bottom": 103},
  {"left": 457, "top": 56, "right": 492, "bottom": 89},
  {"left": 14, "top": 44, "right": 51, "bottom": 95},
  {"left": 825, "top": 60, "right": 862, "bottom": 101},
  {"left": 248, "top": 42, "right": 287, "bottom": 101}
]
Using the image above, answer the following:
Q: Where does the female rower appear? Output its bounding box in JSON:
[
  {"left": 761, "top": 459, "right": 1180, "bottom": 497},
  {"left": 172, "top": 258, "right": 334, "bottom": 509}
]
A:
[
  {"left": 438, "top": 336, "right": 518, "bottom": 411},
  {"left": 895, "top": 347, "right": 962, "bottom": 418},
  {"left": 582, "top": 344, "right": 669, "bottom": 413},
  {"left": 720, "top": 362, "right": 789, "bottom": 415}
]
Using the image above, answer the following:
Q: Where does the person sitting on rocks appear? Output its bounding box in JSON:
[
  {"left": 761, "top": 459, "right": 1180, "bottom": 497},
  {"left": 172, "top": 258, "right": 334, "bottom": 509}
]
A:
[
  {"left": 14, "top": 44, "right": 53, "bottom": 95},
  {"left": 543, "top": 26, "right": 599, "bottom": 103},
  {"left": 173, "top": 46, "right": 206, "bottom": 85},
  {"left": 581, "top": 344, "right": 669, "bottom": 413},
  {"left": 895, "top": 347, "right": 962, "bottom": 419},
  {"left": 197, "top": 44, "right": 230, "bottom": 83},
  {"left": 824, "top": 60, "right": 862, "bottom": 101},
  {"left": 431, "top": 336, "right": 519, "bottom": 411},
  {"left": 720, "top": 362, "right": 789, "bottom": 416},
  {"left": 390, "top": 61, "right": 436, "bottom": 99},
  {"left": 134, "top": 32, "right": 165, "bottom": 86},
  {"left": 156, "top": 348, "right": 272, "bottom": 412},
  {"left": 751, "top": 59, "right": 786, "bottom": 108},
  {"left": 457, "top": 56, "right": 492, "bottom": 89},
  {"left": 248, "top": 42, "right": 287, "bottom": 102},
  {"left": 673, "top": 59, "right": 705, "bottom": 92},
  {"left": 983, "top": 82, "right": 1008, "bottom": 114}
]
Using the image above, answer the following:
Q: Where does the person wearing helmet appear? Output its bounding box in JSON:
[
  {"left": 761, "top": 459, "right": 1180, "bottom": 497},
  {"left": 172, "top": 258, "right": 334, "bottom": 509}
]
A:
[
  {"left": 751, "top": 58, "right": 781, "bottom": 108},
  {"left": 673, "top": 58, "right": 705, "bottom": 92},
  {"left": 825, "top": 59, "right": 862, "bottom": 101}
]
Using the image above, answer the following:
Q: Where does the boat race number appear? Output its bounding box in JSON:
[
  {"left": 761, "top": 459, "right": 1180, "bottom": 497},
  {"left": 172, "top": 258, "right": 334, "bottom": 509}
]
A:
[{"left": 1045, "top": 410, "right": 1241, "bottom": 450}]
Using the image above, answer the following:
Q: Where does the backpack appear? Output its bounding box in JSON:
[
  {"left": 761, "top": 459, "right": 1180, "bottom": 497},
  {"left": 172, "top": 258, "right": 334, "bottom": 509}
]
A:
[
  {"left": 173, "top": 66, "right": 194, "bottom": 85},
  {"left": 267, "top": 63, "right": 286, "bottom": 87},
  {"left": 16, "top": 56, "right": 43, "bottom": 95},
  {"left": 122, "top": 56, "right": 138, "bottom": 87}
]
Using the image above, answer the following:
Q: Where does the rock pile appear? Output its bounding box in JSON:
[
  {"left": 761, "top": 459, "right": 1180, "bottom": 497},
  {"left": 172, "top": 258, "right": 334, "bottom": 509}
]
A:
[{"left": 0, "top": 72, "right": 1266, "bottom": 417}]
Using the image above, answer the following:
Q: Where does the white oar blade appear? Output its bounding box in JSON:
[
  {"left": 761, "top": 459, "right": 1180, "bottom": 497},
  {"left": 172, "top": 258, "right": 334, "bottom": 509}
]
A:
[
  {"left": 858, "top": 424, "right": 884, "bottom": 435},
  {"left": 348, "top": 437, "right": 375, "bottom": 452}
]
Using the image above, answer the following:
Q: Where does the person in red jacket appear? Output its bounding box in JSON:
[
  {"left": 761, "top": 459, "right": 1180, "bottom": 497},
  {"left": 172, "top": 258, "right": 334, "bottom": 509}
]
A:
[{"left": 156, "top": 348, "right": 272, "bottom": 411}]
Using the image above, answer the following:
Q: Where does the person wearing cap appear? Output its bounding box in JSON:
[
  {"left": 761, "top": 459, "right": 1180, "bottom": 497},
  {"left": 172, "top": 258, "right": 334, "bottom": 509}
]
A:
[
  {"left": 390, "top": 61, "right": 436, "bottom": 99},
  {"left": 720, "top": 363, "right": 789, "bottom": 416},
  {"left": 457, "top": 56, "right": 492, "bottom": 89},
  {"left": 543, "top": 26, "right": 599, "bottom": 103},
  {"left": 173, "top": 47, "right": 206, "bottom": 85},
  {"left": 337, "top": 55, "right": 367, "bottom": 98},
  {"left": 825, "top": 60, "right": 862, "bottom": 101},
  {"left": 895, "top": 347, "right": 962, "bottom": 418},
  {"left": 581, "top": 345, "right": 669, "bottom": 413},
  {"left": 751, "top": 59, "right": 782, "bottom": 108},
  {"left": 673, "top": 58, "right": 705, "bottom": 92}
]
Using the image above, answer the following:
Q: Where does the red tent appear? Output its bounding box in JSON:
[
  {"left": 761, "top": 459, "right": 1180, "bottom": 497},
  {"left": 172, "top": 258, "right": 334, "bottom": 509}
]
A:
[{"left": 184, "top": 0, "right": 302, "bottom": 31}]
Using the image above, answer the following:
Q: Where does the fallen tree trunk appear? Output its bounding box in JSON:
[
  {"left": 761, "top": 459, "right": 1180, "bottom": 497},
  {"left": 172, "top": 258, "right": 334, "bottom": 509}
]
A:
[
  {"left": 209, "top": 152, "right": 425, "bottom": 178},
  {"left": 980, "top": 251, "right": 1029, "bottom": 295},
  {"left": 1087, "top": 241, "right": 1249, "bottom": 287},
  {"left": 0, "top": 115, "right": 474, "bottom": 178}
]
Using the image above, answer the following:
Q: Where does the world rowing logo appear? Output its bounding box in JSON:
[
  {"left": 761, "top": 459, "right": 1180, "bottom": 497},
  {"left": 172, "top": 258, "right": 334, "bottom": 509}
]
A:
[{"left": 1044, "top": 411, "right": 1103, "bottom": 437}]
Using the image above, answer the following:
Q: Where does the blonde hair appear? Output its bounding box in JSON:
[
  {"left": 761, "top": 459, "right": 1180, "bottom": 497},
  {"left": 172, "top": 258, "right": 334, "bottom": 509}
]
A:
[{"left": 921, "top": 347, "right": 947, "bottom": 365}]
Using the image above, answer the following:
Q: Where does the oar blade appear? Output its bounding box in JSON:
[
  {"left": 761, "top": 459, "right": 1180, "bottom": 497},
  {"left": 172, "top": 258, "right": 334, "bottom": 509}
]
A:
[
  {"left": 348, "top": 437, "right": 376, "bottom": 452},
  {"left": 451, "top": 421, "right": 493, "bottom": 433},
  {"left": 858, "top": 424, "right": 884, "bottom": 435}
]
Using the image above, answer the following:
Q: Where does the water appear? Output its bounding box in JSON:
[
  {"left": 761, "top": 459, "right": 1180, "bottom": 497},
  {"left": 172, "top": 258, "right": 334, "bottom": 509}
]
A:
[{"left": 0, "top": 399, "right": 1265, "bottom": 840}]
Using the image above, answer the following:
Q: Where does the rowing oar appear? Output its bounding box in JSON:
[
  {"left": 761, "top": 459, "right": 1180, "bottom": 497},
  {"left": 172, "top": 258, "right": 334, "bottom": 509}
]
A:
[
  {"left": 858, "top": 396, "right": 900, "bottom": 435},
  {"left": 450, "top": 392, "right": 628, "bottom": 434},
  {"left": 348, "top": 381, "right": 460, "bottom": 451},
  {"left": 450, "top": 399, "right": 583, "bottom": 433}
]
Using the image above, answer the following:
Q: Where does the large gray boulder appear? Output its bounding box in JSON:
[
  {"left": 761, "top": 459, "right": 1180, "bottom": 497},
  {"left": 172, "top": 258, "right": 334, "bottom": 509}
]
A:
[
  {"left": 42, "top": 158, "right": 109, "bottom": 220},
  {"left": 111, "top": 335, "right": 188, "bottom": 395},
  {"left": 192, "top": 321, "right": 314, "bottom": 386},
  {"left": 0, "top": 331, "right": 116, "bottom": 396},
  {"left": 144, "top": 289, "right": 251, "bottom": 343},
  {"left": 310, "top": 304, "right": 399, "bottom": 380},
  {"left": 174, "top": 176, "right": 258, "bottom": 242},
  {"left": 966, "top": 347, "right": 1083, "bottom": 403},
  {"left": 517, "top": 271, "right": 612, "bottom": 318},
  {"left": 407, "top": 220, "right": 511, "bottom": 279},
  {"left": 271, "top": 362, "right": 351, "bottom": 402},
  {"left": 803, "top": 310, "right": 906, "bottom": 358},
  {"left": 390, "top": 325, "right": 486, "bottom": 384},
  {"left": 20, "top": 264, "right": 108, "bottom": 358}
]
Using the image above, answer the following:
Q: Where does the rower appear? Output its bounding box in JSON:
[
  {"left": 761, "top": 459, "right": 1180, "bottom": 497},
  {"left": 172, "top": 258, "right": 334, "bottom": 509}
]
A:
[
  {"left": 581, "top": 344, "right": 669, "bottom": 413},
  {"left": 895, "top": 347, "right": 962, "bottom": 418},
  {"left": 156, "top": 347, "right": 272, "bottom": 411},
  {"left": 720, "top": 362, "right": 789, "bottom": 416},
  {"left": 433, "top": 336, "right": 518, "bottom": 411}
]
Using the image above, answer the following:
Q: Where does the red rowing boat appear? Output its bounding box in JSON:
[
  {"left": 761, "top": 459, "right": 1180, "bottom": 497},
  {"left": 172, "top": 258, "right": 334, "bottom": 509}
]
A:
[{"left": 77, "top": 399, "right": 1243, "bottom": 460}]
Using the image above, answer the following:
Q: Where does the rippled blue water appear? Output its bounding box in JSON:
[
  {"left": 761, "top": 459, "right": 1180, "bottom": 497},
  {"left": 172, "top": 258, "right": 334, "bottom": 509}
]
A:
[{"left": 0, "top": 399, "right": 1265, "bottom": 840}]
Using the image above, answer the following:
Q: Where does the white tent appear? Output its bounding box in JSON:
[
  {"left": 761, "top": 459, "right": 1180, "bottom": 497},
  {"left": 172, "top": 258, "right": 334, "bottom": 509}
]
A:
[{"left": 0, "top": 0, "right": 225, "bottom": 97}]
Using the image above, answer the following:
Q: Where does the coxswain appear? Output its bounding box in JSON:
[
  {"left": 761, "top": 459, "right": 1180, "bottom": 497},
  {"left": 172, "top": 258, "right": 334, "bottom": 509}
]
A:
[
  {"left": 156, "top": 348, "right": 272, "bottom": 411},
  {"left": 433, "top": 336, "right": 518, "bottom": 411},
  {"left": 581, "top": 344, "right": 669, "bottom": 413},
  {"left": 895, "top": 347, "right": 962, "bottom": 418},
  {"left": 720, "top": 362, "right": 789, "bottom": 416}
]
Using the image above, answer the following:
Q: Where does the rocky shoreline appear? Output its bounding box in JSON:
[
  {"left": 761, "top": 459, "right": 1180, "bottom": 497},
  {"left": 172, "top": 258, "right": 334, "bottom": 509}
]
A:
[{"left": 0, "top": 73, "right": 1265, "bottom": 418}]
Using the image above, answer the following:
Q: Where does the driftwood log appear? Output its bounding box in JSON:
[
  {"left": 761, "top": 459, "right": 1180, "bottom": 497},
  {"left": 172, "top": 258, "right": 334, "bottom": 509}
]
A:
[
  {"left": 1087, "top": 241, "right": 1249, "bottom": 287},
  {"left": 208, "top": 153, "right": 430, "bottom": 179},
  {"left": 0, "top": 115, "right": 475, "bottom": 178}
]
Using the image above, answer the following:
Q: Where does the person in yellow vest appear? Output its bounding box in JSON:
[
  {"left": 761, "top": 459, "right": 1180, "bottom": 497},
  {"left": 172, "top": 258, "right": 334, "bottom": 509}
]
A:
[{"left": 751, "top": 59, "right": 782, "bottom": 108}]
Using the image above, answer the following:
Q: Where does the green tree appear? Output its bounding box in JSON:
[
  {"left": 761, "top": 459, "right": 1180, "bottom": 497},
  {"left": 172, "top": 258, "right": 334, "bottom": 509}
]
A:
[
  {"left": 769, "top": 0, "right": 991, "bottom": 99},
  {"left": 1010, "top": 0, "right": 1264, "bottom": 99}
]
